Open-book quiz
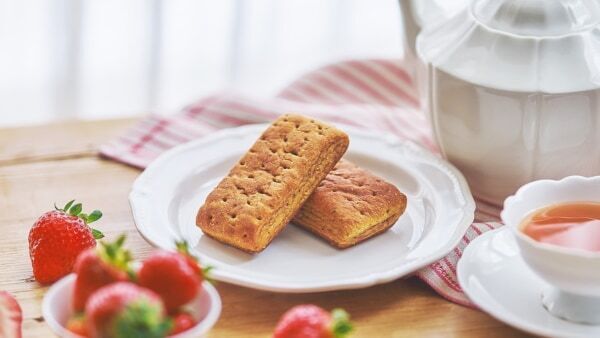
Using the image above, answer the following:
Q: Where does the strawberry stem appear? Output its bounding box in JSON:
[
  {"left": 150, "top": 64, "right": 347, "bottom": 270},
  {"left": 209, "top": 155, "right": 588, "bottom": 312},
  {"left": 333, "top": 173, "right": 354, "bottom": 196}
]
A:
[
  {"left": 114, "top": 299, "right": 172, "bottom": 338},
  {"left": 331, "top": 308, "right": 353, "bottom": 338},
  {"left": 175, "top": 241, "right": 192, "bottom": 256},
  {"left": 92, "top": 228, "right": 104, "bottom": 239},
  {"left": 86, "top": 210, "right": 103, "bottom": 223},
  {"left": 63, "top": 200, "right": 75, "bottom": 212},
  {"left": 98, "top": 234, "right": 133, "bottom": 275},
  {"left": 55, "top": 200, "right": 103, "bottom": 231},
  {"left": 202, "top": 266, "right": 216, "bottom": 285},
  {"left": 175, "top": 240, "right": 215, "bottom": 283}
]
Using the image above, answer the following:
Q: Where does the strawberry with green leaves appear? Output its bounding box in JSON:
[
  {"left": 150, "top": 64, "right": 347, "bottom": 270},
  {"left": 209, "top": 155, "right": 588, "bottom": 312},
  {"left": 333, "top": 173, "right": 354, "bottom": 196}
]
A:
[
  {"left": 273, "top": 305, "right": 353, "bottom": 338},
  {"left": 28, "top": 200, "right": 103, "bottom": 284},
  {"left": 73, "top": 235, "right": 133, "bottom": 312},
  {"left": 85, "top": 282, "right": 171, "bottom": 338},
  {"left": 138, "top": 242, "right": 210, "bottom": 313}
]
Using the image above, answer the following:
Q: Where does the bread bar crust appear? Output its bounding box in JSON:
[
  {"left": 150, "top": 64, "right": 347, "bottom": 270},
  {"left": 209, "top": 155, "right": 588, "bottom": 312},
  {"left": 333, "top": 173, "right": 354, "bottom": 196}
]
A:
[
  {"left": 196, "top": 114, "right": 349, "bottom": 253},
  {"left": 293, "top": 160, "right": 407, "bottom": 248}
]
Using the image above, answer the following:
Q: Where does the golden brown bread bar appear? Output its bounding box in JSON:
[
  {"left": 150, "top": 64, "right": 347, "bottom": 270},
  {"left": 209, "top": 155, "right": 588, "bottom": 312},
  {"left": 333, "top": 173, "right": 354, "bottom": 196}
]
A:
[
  {"left": 293, "top": 159, "right": 407, "bottom": 248},
  {"left": 196, "top": 114, "right": 349, "bottom": 253}
]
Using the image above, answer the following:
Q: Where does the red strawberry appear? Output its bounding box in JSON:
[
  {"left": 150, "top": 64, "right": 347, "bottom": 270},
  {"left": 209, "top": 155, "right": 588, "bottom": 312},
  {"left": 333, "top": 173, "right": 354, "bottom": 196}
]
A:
[
  {"left": 85, "top": 282, "right": 171, "bottom": 338},
  {"left": 28, "top": 200, "right": 103, "bottom": 284},
  {"left": 169, "top": 311, "right": 196, "bottom": 335},
  {"left": 273, "top": 305, "right": 353, "bottom": 338},
  {"left": 72, "top": 235, "right": 133, "bottom": 312},
  {"left": 175, "top": 242, "right": 204, "bottom": 277},
  {"left": 0, "top": 291, "right": 22, "bottom": 338},
  {"left": 138, "top": 242, "right": 209, "bottom": 313},
  {"left": 66, "top": 314, "right": 88, "bottom": 337}
]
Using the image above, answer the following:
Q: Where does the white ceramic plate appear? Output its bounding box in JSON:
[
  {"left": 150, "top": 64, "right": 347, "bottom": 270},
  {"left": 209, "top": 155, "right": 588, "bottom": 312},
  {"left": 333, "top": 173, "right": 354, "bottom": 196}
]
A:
[
  {"left": 457, "top": 227, "right": 600, "bottom": 338},
  {"left": 130, "top": 124, "right": 475, "bottom": 292}
]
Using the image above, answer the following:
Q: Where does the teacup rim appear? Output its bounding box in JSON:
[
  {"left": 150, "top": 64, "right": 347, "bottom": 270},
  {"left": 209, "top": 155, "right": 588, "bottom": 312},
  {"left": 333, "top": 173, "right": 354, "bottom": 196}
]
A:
[{"left": 501, "top": 175, "right": 600, "bottom": 259}]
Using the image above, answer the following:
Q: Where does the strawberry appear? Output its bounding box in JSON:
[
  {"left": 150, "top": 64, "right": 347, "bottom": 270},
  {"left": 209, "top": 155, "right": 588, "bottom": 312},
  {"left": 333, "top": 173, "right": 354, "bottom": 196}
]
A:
[
  {"left": 85, "top": 282, "right": 171, "bottom": 338},
  {"left": 66, "top": 314, "right": 88, "bottom": 337},
  {"left": 169, "top": 311, "right": 196, "bottom": 335},
  {"left": 72, "top": 235, "right": 133, "bottom": 312},
  {"left": 174, "top": 242, "right": 206, "bottom": 278},
  {"left": 0, "top": 291, "right": 22, "bottom": 338},
  {"left": 273, "top": 305, "right": 353, "bottom": 338},
  {"left": 138, "top": 242, "right": 209, "bottom": 313},
  {"left": 28, "top": 200, "right": 103, "bottom": 284}
]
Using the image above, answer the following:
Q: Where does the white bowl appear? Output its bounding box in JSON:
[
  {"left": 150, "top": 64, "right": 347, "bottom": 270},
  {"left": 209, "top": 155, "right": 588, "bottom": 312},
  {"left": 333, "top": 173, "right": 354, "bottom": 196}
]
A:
[
  {"left": 501, "top": 176, "right": 600, "bottom": 324},
  {"left": 42, "top": 274, "right": 221, "bottom": 338}
]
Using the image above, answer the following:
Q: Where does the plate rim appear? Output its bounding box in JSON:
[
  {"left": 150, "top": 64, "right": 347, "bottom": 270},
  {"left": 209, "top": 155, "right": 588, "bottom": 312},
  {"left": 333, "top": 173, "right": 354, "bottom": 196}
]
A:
[
  {"left": 457, "top": 227, "right": 598, "bottom": 338},
  {"left": 130, "top": 123, "right": 476, "bottom": 292}
]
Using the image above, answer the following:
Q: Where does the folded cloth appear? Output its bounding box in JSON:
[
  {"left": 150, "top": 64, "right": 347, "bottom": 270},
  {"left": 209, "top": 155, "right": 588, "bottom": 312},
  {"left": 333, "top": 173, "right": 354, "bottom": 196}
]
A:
[{"left": 100, "top": 59, "right": 502, "bottom": 307}]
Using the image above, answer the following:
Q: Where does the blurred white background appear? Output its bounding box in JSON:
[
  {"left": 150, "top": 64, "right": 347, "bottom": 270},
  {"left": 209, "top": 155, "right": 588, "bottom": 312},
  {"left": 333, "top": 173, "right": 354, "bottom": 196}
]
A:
[{"left": 0, "top": 0, "right": 405, "bottom": 127}]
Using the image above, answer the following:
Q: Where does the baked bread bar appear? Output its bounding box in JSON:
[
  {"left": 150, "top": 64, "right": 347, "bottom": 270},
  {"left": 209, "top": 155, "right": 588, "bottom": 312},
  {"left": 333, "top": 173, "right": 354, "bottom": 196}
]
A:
[
  {"left": 293, "top": 160, "right": 407, "bottom": 248},
  {"left": 196, "top": 114, "right": 349, "bottom": 253}
]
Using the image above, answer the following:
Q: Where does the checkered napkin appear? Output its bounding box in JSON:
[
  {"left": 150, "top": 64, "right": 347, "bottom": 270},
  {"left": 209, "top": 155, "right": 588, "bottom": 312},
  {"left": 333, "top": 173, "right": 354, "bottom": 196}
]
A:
[{"left": 100, "top": 59, "right": 503, "bottom": 307}]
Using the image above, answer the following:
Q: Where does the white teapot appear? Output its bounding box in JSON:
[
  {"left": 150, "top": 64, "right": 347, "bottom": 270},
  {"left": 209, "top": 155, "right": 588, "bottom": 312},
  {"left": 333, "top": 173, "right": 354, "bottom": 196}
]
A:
[{"left": 400, "top": 0, "right": 600, "bottom": 205}]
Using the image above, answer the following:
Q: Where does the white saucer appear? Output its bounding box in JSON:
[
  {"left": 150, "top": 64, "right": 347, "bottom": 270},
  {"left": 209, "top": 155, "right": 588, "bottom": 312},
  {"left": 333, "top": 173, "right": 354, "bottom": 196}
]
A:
[
  {"left": 130, "top": 123, "right": 475, "bottom": 292},
  {"left": 457, "top": 227, "right": 600, "bottom": 338}
]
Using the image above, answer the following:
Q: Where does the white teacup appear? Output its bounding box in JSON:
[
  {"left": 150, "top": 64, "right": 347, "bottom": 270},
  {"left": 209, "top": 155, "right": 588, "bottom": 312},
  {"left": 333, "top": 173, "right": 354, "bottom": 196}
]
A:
[{"left": 501, "top": 176, "right": 600, "bottom": 325}]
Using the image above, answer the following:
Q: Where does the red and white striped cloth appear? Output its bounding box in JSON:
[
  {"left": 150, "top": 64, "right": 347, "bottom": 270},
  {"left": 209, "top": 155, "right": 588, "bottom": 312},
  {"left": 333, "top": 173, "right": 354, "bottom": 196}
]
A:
[{"left": 100, "top": 59, "right": 503, "bottom": 307}]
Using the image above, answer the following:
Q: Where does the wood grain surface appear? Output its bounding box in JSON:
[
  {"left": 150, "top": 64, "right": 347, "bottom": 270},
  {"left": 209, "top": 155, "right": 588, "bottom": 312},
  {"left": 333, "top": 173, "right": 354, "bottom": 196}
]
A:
[{"left": 0, "top": 118, "right": 533, "bottom": 337}]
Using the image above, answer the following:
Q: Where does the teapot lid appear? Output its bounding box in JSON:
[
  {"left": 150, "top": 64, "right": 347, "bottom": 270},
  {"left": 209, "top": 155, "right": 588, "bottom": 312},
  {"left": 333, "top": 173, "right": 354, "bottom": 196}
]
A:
[
  {"left": 474, "top": 0, "right": 600, "bottom": 36},
  {"left": 417, "top": 0, "right": 600, "bottom": 93}
]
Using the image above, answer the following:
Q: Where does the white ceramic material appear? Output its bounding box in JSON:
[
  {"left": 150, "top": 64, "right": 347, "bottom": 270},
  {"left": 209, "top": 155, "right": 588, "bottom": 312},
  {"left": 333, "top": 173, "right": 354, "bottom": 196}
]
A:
[
  {"left": 500, "top": 176, "right": 600, "bottom": 324},
  {"left": 42, "top": 275, "right": 221, "bottom": 338},
  {"left": 457, "top": 227, "right": 600, "bottom": 338},
  {"left": 413, "top": 0, "right": 600, "bottom": 204},
  {"left": 398, "top": 0, "right": 468, "bottom": 58},
  {"left": 129, "top": 124, "right": 475, "bottom": 292}
]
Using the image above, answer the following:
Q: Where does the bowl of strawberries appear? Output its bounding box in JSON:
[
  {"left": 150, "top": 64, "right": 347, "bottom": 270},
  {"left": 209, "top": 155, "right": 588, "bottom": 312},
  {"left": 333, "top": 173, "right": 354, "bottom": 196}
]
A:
[{"left": 42, "top": 236, "right": 221, "bottom": 338}]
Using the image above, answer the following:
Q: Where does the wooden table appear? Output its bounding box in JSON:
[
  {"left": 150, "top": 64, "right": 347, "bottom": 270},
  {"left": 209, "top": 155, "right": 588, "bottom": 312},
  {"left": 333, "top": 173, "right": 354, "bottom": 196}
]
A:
[{"left": 0, "top": 118, "right": 532, "bottom": 337}]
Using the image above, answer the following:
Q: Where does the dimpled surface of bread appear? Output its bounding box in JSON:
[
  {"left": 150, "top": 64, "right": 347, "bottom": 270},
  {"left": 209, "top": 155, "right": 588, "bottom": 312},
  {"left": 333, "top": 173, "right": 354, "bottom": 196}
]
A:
[
  {"left": 293, "top": 159, "right": 407, "bottom": 248},
  {"left": 196, "top": 114, "right": 349, "bottom": 253}
]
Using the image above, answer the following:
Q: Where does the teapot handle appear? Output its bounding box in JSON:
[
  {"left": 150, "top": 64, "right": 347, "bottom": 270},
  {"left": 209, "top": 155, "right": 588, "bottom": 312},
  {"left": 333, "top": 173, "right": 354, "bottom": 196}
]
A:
[
  {"left": 399, "top": 0, "right": 469, "bottom": 58},
  {"left": 398, "top": 0, "right": 421, "bottom": 58}
]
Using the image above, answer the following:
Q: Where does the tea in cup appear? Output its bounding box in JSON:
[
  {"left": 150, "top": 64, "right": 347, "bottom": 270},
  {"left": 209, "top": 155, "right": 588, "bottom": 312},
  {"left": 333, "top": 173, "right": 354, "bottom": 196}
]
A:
[{"left": 501, "top": 176, "right": 600, "bottom": 324}]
